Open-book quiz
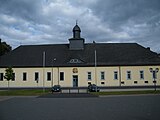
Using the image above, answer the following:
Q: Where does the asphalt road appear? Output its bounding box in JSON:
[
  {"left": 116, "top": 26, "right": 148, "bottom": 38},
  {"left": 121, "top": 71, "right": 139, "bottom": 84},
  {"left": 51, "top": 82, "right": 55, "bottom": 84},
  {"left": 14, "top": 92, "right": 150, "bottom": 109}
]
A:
[{"left": 0, "top": 94, "right": 160, "bottom": 120}]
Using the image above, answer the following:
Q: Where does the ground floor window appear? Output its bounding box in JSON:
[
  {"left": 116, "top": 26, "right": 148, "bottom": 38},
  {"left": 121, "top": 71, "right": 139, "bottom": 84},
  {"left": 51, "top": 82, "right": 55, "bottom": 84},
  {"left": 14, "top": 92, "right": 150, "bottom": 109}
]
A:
[
  {"left": 47, "top": 72, "right": 51, "bottom": 81},
  {"left": 114, "top": 71, "right": 118, "bottom": 80},
  {"left": 0, "top": 73, "right": 3, "bottom": 81},
  {"left": 100, "top": 72, "right": 105, "bottom": 80},
  {"left": 23, "top": 72, "right": 27, "bottom": 81},
  {"left": 152, "top": 71, "right": 157, "bottom": 79},
  {"left": 87, "top": 72, "right": 92, "bottom": 80},
  {"left": 35, "top": 72, "right": 39, "bottom": 81},
  {"left": 140, "top": 71, "right": 144, "bottom": 79},
  {"left": 60, "top": 72, "right": 64, "bottom": 81},
  {"left": 127, "top": 71, "right": 131, "bottom": 80},
  {"left": 12, "top": 73, "right": 15, "bottom": 81}
]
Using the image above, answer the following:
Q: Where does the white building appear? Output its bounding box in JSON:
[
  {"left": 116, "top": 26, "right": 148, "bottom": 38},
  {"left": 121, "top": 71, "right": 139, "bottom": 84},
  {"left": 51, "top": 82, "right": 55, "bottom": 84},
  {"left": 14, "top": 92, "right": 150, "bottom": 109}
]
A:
[{"left": 0, "top": 24, "right": 160, "bottom": 88}]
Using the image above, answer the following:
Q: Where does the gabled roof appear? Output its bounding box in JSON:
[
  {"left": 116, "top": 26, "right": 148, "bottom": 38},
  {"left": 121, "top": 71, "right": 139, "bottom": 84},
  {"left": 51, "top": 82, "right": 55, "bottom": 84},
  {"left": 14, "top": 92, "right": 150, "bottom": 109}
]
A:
[{"left": 0, "top": 43, "right": 160, "bottom": 68}]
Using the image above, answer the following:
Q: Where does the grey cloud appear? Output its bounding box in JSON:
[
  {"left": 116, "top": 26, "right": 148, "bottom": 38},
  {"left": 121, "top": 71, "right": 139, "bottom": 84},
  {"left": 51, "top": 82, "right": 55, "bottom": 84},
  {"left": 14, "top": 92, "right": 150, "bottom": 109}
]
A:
[
  {"left": 89, "top": 0, "right": 160, "bottom": 52},
  {"left": 0, "top": 0, "right": 160, "bottom": 53},
  {"left": 0, "top": 0, "right": 44, "bottom": 25}
]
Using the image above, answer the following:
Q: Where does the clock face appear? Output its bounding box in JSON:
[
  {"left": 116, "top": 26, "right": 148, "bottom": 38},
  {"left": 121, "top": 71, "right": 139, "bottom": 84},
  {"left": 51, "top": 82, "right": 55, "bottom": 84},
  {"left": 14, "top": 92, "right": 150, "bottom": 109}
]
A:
[{"left": 73, "top": 68, "right": 78, "bottom": 73}]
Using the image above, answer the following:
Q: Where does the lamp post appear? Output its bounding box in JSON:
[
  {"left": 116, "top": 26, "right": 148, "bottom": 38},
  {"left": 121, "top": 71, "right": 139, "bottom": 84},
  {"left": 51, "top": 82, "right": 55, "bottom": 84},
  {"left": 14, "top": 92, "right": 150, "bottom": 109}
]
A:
[
  {"left": 149, "top": 68, "right": 159, "bottom": 91},
  {"left": 43, "top": 51, "right": 46, "bottom": 93},
  {"left": 93, "top": 41, "right": 97, "bottom": 92},
  {"left": 52, "top": 58, "right": 56, "bottom": 87}
]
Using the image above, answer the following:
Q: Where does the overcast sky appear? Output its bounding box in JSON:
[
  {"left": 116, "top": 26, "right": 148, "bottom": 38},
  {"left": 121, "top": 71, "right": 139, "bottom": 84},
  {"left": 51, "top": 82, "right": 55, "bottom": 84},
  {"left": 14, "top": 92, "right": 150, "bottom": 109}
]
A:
[{"left": 0, "top": 0, "right": 160, "bottom": 53}]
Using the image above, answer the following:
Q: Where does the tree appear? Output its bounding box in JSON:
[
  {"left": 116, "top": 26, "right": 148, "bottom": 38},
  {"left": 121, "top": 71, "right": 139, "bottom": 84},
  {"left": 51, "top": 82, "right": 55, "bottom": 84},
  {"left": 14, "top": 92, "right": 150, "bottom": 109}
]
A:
[
  {"left": 0, "top": 38, "right": 12, "bottom": 56},
  {"left": 4, "top": 67, "right": 14, "bottom": 90}
]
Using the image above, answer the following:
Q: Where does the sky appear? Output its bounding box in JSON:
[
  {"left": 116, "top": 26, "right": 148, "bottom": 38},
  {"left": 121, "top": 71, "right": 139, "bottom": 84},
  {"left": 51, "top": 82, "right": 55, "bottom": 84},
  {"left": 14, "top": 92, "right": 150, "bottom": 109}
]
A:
[{"left": 0, "top": 0, "right": 160, "bottom": 53}]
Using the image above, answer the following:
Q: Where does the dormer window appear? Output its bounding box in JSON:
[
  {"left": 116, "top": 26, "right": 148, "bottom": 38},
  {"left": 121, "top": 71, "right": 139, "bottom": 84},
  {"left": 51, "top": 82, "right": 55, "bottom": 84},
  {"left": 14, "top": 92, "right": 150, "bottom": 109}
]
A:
[{"left": 69, "top": 59, "right": 83, "bottom": 63}]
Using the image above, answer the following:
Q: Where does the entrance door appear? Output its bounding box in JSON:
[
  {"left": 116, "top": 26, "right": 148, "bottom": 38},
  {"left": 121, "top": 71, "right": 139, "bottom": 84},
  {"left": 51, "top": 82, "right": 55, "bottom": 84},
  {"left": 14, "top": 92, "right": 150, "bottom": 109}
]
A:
[{"left": 73, "top": 75, "right": 78, "bottom": 87}]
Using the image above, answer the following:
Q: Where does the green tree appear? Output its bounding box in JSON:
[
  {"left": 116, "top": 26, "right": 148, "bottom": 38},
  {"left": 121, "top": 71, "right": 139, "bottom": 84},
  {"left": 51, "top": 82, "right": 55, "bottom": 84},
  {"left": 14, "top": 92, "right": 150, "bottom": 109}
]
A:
[
  {"left": 0, "top": 38, "right": 12, "bottom": 56},
  {"left": 4, "top": 67, "right": 14, "bottom": 91}
]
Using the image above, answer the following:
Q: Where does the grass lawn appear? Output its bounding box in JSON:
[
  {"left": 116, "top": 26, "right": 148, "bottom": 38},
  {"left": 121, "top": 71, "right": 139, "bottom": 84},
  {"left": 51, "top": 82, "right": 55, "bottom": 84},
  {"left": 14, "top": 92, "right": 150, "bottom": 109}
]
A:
[
  {"left": 0, "top": 89, "right": 160, "bottom": 96},
  {"left": 0, "top": 89, "right": 50, "bottom": 96},
  {"left": 91, "top": 90, "right": 160, "bottom": 96}
]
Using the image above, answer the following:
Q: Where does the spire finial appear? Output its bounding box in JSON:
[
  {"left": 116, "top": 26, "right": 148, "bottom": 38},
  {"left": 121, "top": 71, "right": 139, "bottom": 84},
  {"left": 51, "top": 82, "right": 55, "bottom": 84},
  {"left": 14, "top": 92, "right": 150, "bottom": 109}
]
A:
[{"left": 76, "top": 20, "right": 78, "bottom": 25}]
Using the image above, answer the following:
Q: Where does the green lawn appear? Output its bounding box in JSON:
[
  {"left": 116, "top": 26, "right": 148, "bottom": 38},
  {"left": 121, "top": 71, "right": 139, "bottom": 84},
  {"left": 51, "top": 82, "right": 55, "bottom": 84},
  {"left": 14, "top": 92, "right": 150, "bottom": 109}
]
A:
[
  {"left": 0, "top": 89, "right": 160, "bottom": 96},
  {"left": 91, "top": 90, "right": 160, "bottom": 96},
  {"left": 0, "top": 89, "right": 50, "bottom": 96}
]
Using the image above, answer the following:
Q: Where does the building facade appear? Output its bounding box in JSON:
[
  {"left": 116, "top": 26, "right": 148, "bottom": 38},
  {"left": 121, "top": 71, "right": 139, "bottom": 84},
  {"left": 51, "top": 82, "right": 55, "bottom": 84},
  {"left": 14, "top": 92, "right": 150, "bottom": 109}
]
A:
[{"left": 0, "top": 24, "right": 160, "bottom": 88}]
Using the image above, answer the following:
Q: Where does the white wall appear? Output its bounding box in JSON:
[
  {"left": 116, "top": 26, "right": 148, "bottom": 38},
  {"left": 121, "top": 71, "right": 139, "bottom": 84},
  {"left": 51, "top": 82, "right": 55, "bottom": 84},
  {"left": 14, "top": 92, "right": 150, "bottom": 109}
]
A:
[{"left": 0, "top": 66, "right": 160, "bottom": 88}]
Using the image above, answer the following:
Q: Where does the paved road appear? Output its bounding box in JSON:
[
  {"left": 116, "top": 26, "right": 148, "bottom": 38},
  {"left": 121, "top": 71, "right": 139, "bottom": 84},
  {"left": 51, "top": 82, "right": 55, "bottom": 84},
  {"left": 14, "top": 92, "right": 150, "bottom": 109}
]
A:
[{"left": 0, "top": 94, "right": 160, "bottom": 120}]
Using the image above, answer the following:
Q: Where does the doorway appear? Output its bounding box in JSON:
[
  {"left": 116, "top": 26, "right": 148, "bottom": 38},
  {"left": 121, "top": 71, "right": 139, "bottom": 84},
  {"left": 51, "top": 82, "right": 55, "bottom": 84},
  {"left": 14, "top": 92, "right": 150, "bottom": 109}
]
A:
[{"left": 73, "top": 75, "right": 78, "bottom": 87}]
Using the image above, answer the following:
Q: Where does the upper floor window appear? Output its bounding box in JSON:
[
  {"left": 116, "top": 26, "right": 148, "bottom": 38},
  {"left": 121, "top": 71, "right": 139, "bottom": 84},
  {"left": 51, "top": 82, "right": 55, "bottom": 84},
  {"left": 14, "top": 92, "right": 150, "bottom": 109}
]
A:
[
  {"left": 127, "top": 71, "right": 131, "bottom": 80},
  {"left": 100, "top": 72, "right": 105, "bottom": 80}
]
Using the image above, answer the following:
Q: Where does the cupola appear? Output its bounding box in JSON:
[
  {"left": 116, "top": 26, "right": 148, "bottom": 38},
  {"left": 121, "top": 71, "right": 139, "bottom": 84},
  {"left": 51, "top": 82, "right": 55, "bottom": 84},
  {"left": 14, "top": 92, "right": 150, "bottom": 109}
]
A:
[
  {"left": 69, "top": 22, "right": 85, "bottom": 50},
  {"left": 73, "top": 24, "right": 81, "bottom": 38}
]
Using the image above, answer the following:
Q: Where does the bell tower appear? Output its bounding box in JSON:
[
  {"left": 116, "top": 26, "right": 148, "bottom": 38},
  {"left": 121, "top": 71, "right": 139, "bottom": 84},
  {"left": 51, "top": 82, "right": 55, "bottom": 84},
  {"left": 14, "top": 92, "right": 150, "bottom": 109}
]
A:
[{"left": 69, "top": 22, "right": 85, "bottom": 50}]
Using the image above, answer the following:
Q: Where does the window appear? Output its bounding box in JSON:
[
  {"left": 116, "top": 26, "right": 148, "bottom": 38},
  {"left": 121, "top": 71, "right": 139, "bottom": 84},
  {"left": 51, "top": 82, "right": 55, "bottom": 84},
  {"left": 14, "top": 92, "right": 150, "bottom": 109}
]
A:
[
  {"left": 145, "top": 81, "right": 148, "bottom": 84},
  {"left": 88, "top": 82, "right": 91, "bottom": 85},
  {"left": 0, "top": 73, "right": 3, "bottom": 81},
  {"left": 47, "top": 72, "right": 51, "bottom": 81},
  {"left": 121, "top": 81, "right": 125, "bottom": 84},
  {"left": 69, "top": 59, "right": 83, "bottom": 63},
  {"left": 60, "top": 72, "right": 64, "bottom": 81},
  {"left": 140, "top": 71, "right": 144, "bottom": 79},
  {"left": 134, "top": 81, "right": 138, "bottom": 84},
  {"left": 152, "top": 71, "right": 157, "bottom": 79},
  {"left": 114, "top": 71, "right": 118, "bottom": 80},
  {"left": 100, "top": 72, "right": 105, "bottom": 80},
  {"left": 23, "top": 72, "right": 27, "bottom": 81},
  {"left": 35, "top": 72, "right": 39, "bottom": 81},
  {"left": 12, "top": 73, "right": 15, "bottom": 81},
  {"left": 127, "top": 71, "right": 131, "bottom": 80},
  {"left": 101, "top": 82, "right": 105, "bottom": 85},
  {"left": 87, "top": 72, "right": 92, "bottom": 80}
]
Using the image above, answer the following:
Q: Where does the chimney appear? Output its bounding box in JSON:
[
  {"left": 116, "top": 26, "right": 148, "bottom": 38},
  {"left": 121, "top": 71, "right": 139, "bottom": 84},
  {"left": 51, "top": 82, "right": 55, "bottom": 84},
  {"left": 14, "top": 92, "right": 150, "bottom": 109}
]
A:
[{"left": 147, "top": 47, "right": 150, "bottom": 51}]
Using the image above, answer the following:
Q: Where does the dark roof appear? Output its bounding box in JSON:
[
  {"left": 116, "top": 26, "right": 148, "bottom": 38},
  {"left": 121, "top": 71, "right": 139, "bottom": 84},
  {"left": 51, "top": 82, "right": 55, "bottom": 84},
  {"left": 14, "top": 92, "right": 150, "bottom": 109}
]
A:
[
  {"left": 0, "top": 43, "right": 160, "bottom": 67},
  {"left": 73, "top": 25, "right": 81, "bottom": 32}
]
